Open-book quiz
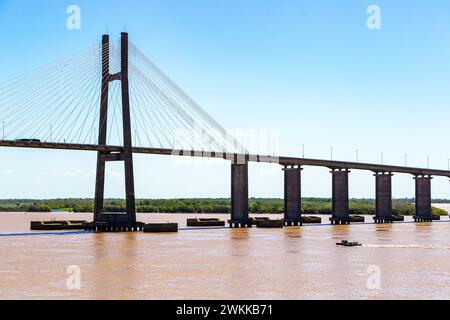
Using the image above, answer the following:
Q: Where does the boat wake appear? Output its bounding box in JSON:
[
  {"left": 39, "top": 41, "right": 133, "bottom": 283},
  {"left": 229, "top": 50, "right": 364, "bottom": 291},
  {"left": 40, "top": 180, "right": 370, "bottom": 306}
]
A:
[{"left": 363, "top": 244, "right": 450, "bottom": 249}]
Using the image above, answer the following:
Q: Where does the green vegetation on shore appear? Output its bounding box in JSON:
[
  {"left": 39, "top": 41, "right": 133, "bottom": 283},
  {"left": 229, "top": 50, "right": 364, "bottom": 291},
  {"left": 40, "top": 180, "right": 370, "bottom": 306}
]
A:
[{"left": 0, "top": 198, "right": 447, "bottom": 216}]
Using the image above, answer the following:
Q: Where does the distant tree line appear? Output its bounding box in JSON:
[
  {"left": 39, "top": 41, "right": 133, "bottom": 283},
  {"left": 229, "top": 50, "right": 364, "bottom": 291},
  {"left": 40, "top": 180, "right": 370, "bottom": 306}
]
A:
[{"left": 0, "top": 198, "right": 447, "bottom": 216}]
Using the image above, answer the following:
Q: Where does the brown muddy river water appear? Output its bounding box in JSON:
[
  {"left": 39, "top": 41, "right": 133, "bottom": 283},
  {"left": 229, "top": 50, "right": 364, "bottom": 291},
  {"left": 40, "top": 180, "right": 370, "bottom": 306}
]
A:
[{"left": 1, "top": 210, "right": 450, "bottom": 300}]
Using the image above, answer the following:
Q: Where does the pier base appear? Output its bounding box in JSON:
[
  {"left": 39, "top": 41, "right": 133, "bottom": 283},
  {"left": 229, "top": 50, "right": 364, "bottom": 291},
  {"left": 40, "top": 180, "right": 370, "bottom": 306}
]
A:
[
  {"left": 373, "top": 216, "right": 395, "bottom": 224},
  {"left": 229, "top": 220, "right": 253, "bottom": 228},
  {"left": 83, "top": 221, "right": 145, "bottom": 233},
  {"left": 284, "top": 219, "right": 302, "bottom": 227},
  {"left": 414, "top": 216, "right": 433, "bottom": 223},
  {"left": 84, "top": 213, "right": 144, "bottom": 233},
  {"left": 330, "top": 217, "right": 352, "bottom": 225}
]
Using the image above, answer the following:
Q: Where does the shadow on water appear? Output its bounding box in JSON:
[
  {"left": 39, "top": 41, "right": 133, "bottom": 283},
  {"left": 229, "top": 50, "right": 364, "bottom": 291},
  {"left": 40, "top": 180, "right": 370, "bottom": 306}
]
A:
[
  {"left": 282, "top": 227, "right": 304, "bottom": 255},
  {"left": 375, "top": 223, "right": 394, "bottom": 232},
  {"left": 330, "top": 225, "right": 351, "bottom": 239},
  {"left": 283, "top": 227, "right": 302, "bottom": 238},
  {"left": 229, "top": 228, "right": 250, "bottom": 240}
]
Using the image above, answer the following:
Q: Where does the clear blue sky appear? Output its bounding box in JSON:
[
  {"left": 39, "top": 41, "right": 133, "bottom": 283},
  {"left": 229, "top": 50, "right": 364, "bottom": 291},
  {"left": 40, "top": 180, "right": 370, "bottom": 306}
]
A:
[{"left": 1, "top": 0, "right": 450, "bottom": 199}]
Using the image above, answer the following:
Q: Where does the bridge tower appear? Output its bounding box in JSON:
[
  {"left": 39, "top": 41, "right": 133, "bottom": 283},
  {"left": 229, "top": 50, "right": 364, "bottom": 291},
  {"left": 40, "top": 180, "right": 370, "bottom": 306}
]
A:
[{"left": 92, "top": 33, "right": 140, "bottom": 230}]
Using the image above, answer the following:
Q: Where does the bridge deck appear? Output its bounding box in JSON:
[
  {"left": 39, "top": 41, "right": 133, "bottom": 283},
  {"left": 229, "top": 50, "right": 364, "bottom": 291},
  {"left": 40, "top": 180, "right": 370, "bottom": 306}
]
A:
[{"left": 1, "top": 140, "right": 449, "bottom": 177}]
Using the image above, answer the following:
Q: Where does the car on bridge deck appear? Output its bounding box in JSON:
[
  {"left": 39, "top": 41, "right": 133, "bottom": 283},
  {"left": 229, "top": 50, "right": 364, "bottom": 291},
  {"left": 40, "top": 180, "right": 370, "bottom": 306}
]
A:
[{"left": 15, "top": 139, "right": 41, "bottom": 143}]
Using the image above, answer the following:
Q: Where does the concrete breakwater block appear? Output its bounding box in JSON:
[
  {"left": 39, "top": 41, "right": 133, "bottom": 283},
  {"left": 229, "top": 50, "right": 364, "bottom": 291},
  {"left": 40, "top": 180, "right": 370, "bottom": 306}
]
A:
[
  {"left": 143, "top": 223, "right": 178, "bottom": 233},
  {"left": 301, "top": 216, "right": 322, "bottom": 224},
  {"left": 187, "top": 218, "right": 226, "bottom": 227},
  {"left": 250, "top": 217, "right": 270, "bottom": 226},
  {"left": 374, "top": 215, "right": 409, "bottom": 223},
  {"left": 31, "top": 220, "right": 87, "bottom": 231},
  {"left": 350, "top": 216, "right": 365, "bottom": 223},
  {"left": 432, "top": 214, "right": 441, "bottom": 221},
  {"left": 256, "top": 219, "right": 284, "bottom": 228}
]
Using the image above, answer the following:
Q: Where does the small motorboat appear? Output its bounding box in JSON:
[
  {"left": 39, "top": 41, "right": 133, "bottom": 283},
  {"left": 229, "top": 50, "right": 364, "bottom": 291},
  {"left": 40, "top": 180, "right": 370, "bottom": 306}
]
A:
[{"left": 336, "top": 240, "right": 362, "bottom": 247}]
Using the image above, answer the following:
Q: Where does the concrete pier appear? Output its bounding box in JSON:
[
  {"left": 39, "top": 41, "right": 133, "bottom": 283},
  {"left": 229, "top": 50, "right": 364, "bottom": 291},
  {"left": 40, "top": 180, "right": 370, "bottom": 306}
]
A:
[
  {"left": 330, "top": 169, "right": 351, "bottom": 225},
  {"left": 229, "top": 162, "right": 252, "bottom": 228},
  {"left": 414, "top": 175, "right": 433, "bottom": 222},
  {"left": 374, "top": 173, "right": 394, "bottom": 224},
  {"left": 283, "top": 166, "right": 302, "bottom": 226}
]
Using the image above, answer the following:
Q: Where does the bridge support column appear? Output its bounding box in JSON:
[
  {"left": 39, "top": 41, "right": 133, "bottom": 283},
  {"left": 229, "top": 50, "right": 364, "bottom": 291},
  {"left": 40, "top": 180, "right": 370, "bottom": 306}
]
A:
[
  {"left": 93, "top": 34, "right": 110, "bottom": 223},
  {"left": 283, "top": 166, "right": 302, "bottom": 226},
  {"left": 120, "top": 32, "right": 137, "bottom": 223},
  {"left": 374, "top": 173, "right": 394, "bottom": 224},
  {"left": 229, "top": 161, "right": 252, "bottom": 228},
  {"left": 90, "top": 33, "right": 140, "bottom": 231},
  {"left": 330, "top": 169, "right": 351, "bottom": 225},
  {"left": 414, "top": 175, "right": 433, "bottom": 222}
]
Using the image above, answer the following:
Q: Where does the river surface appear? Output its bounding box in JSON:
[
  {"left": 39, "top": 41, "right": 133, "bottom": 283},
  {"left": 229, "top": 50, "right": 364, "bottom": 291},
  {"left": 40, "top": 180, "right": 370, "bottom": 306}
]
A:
[{"left": 1, "top": 208, "right": 450, "bottom": 300}]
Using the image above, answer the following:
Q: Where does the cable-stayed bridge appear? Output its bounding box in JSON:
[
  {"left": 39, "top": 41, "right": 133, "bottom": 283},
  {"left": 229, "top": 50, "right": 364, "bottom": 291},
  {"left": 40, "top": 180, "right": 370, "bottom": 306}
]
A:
[{"left": 0, "top": 33, "right": 448, "bottom": 230}]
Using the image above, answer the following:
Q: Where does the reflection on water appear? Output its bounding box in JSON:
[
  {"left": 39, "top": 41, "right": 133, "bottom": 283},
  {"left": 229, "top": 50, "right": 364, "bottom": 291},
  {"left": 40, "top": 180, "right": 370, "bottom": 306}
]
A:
[{"left": 0, "top": 212, "right": 450, "bottom": 300}]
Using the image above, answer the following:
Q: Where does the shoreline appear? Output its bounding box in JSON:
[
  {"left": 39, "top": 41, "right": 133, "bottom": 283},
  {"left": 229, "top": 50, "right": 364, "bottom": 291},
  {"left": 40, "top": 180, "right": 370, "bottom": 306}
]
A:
[{"left": 1, "top": 211, "right": 448, "bottom": 216}]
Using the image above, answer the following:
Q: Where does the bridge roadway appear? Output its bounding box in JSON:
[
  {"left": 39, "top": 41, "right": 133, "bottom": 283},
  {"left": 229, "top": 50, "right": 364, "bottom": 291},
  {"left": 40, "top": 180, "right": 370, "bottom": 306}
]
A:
[{"left": 1, "top": 140, "right": 449, "bottom": 177}]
